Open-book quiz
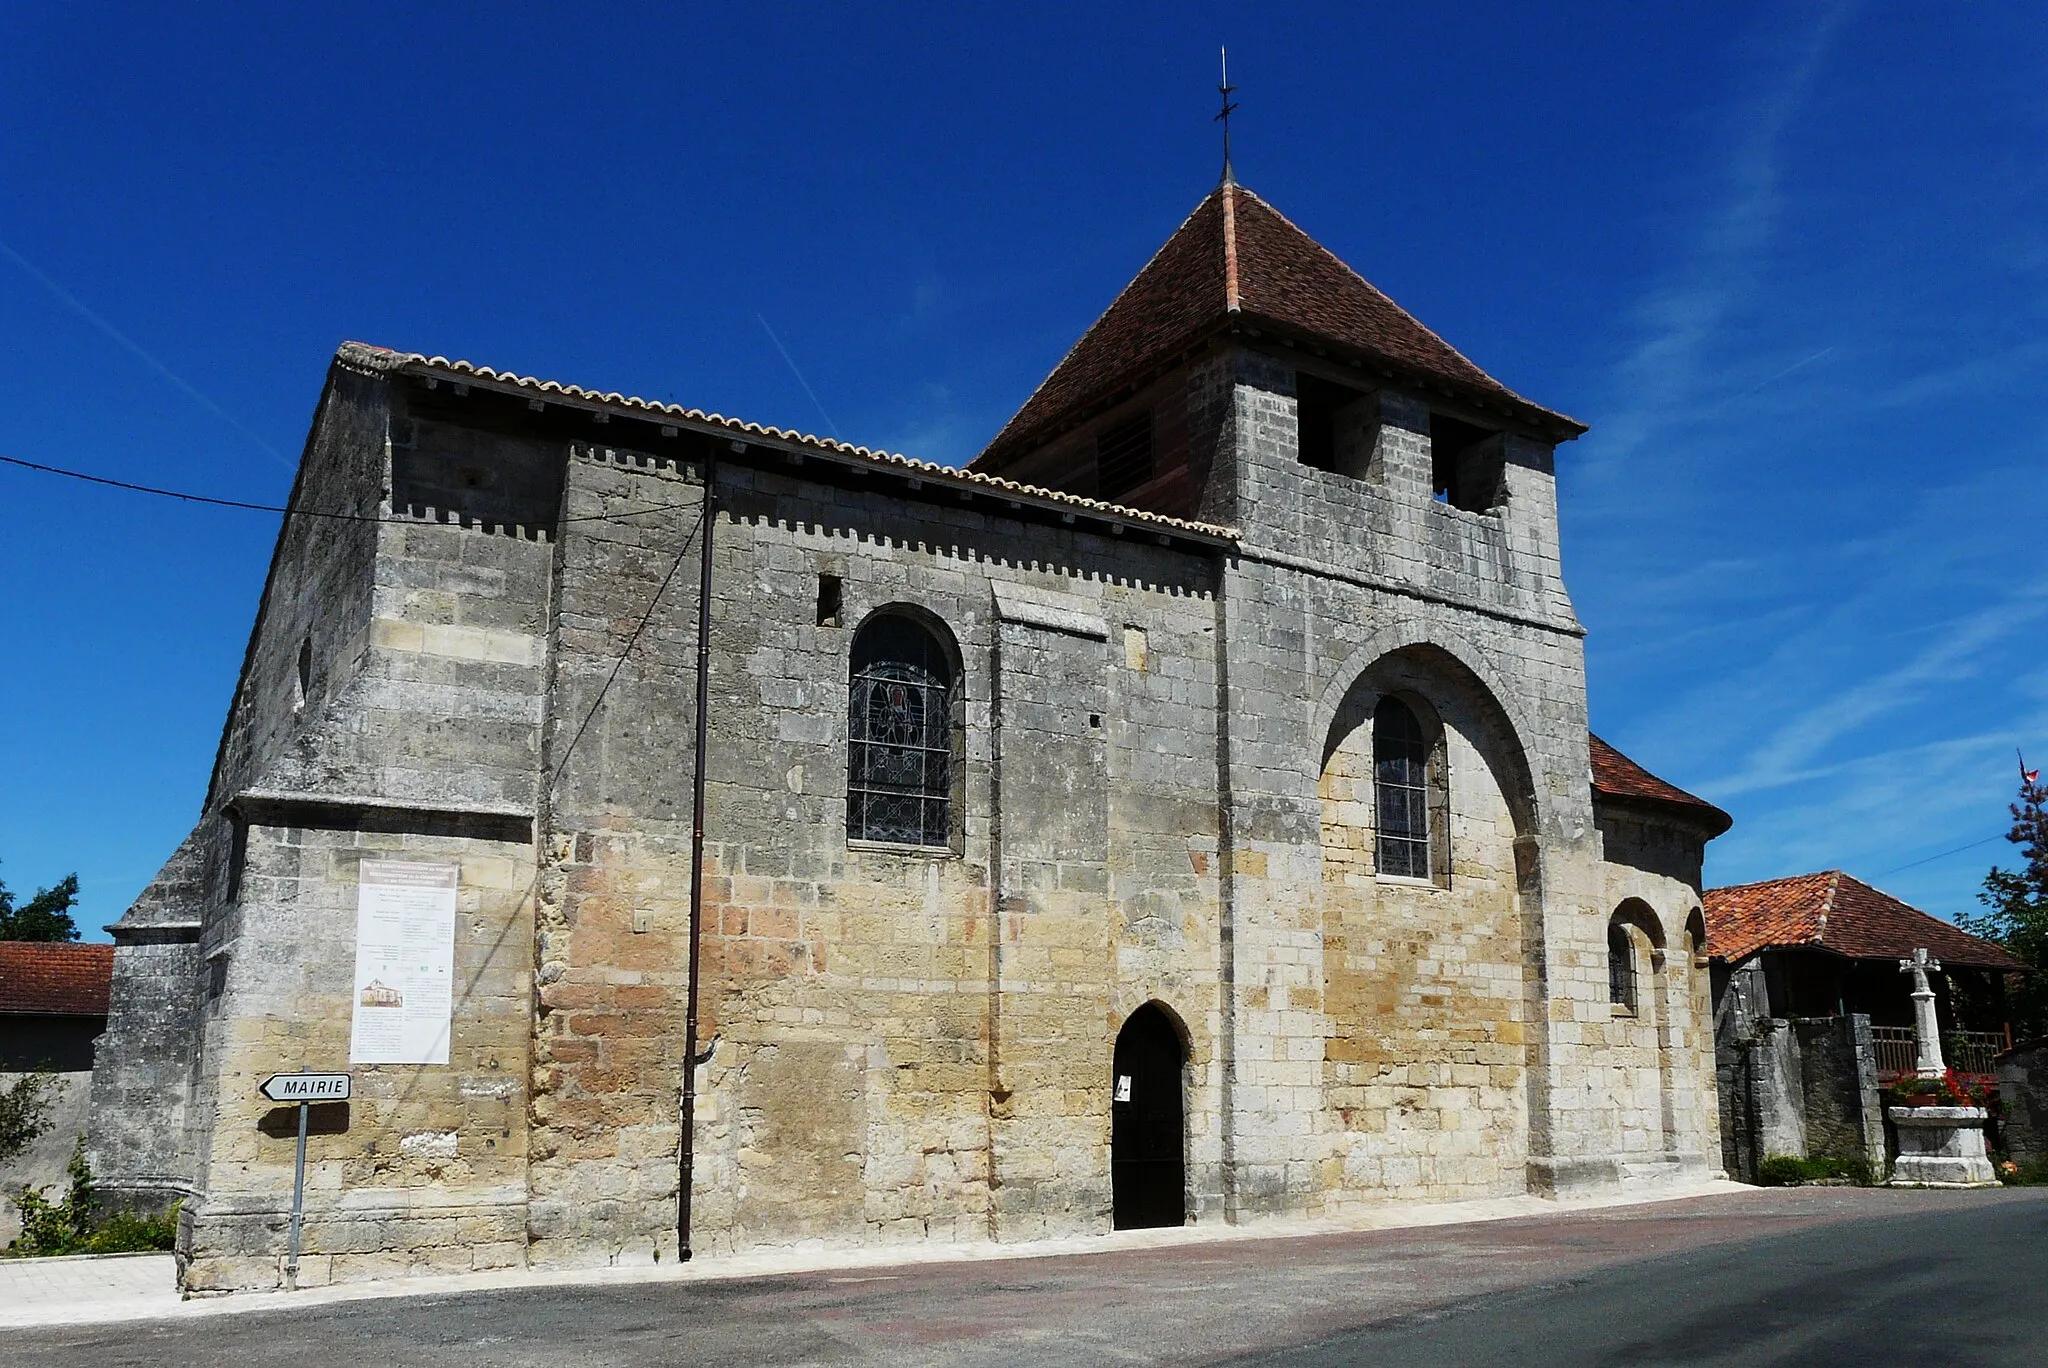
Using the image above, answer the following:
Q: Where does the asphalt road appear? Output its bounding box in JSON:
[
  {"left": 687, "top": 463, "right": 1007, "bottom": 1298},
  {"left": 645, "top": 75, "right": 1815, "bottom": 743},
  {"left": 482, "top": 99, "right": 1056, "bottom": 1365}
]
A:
[{"left": 8, "top": 1187, "right": 2045, "bottom": 1366}]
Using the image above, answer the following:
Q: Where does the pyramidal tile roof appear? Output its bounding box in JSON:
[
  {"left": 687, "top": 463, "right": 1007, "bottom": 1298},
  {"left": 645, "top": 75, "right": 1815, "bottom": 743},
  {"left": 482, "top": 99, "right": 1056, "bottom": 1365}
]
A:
[
  {"left": 1704, "top": 870, "right": 2028, "bottom": 971},
  {"left": 1588, "top": 734, "right": 1732, "bottom": 836},
  {"left": 977, "top": 182, "right": 1583, "bottom": 466}
]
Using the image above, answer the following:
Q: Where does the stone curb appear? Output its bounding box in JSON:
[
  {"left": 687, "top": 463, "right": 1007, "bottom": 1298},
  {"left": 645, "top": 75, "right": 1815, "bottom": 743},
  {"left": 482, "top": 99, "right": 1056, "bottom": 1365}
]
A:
[{"left": 0, "top": 1180, "right": 1758, "bottom": 1330}]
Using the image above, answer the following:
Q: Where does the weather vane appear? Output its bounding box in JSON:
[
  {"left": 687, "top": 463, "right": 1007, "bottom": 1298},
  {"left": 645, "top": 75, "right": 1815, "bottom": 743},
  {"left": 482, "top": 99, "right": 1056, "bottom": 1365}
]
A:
[{"left": 1216, "top": 46, "right": 1239, "bottom": 185}]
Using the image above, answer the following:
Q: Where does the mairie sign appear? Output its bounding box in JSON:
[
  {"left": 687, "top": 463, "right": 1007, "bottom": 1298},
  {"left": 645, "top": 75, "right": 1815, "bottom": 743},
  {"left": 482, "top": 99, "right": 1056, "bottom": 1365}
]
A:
[{"left": 259, "top": 1073, "right": 351, "bottom": 1103}]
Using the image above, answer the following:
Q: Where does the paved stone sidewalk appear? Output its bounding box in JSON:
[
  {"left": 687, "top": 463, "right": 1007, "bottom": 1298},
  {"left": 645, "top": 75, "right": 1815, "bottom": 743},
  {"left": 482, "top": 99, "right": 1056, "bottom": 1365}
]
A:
[
  {"left": 0, "top": 1251, "right": 179, "bottom": 1321},
  {"left": 0, "top": 1180, "right": 1749, "bottom": 1330}
]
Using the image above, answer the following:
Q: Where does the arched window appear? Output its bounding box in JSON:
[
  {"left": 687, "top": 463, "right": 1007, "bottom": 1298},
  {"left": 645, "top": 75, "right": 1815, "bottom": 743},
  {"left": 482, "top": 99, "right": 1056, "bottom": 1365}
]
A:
[
  {"left": 848, "top": 613, "right": 956, "bottom": 848},
  {"left": 1609, "top": 921, "right": 1637, "bottom": 1013},
  {"left": 1373, "top": 696, "right": 1441, "bottom": 880}
]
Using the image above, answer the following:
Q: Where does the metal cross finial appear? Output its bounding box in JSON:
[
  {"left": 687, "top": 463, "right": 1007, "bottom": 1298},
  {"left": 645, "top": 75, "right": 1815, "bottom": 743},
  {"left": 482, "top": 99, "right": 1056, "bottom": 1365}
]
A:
[{"left": 1216, "top": 46, "right": 1239, "bottom": 186}]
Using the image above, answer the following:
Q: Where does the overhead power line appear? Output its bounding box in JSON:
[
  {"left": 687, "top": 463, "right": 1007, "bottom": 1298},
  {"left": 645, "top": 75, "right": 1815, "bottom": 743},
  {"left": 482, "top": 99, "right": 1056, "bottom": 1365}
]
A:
[
  {"left": 1875, "top": 833, "right": 2006, "bottom": 878},
  {"left": 0, "top": 453, "right": 697, "bottom": 527}
]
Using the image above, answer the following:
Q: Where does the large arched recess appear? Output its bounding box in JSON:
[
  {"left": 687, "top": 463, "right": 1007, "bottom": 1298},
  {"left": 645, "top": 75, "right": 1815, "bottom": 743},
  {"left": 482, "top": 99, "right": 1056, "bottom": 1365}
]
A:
[
  {"left": 1312, "top": 621, "right": 1546, "bottom": 842},
  {"left": 1315, "top": 630, "right": 1548, "bottom": 1200}
]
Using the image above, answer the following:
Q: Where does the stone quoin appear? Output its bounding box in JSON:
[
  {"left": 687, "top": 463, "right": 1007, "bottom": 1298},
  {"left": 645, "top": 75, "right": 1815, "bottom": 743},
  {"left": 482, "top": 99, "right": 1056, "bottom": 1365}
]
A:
[{"left": 86, "top": 180, "right": 1734, "bottom": 1291}]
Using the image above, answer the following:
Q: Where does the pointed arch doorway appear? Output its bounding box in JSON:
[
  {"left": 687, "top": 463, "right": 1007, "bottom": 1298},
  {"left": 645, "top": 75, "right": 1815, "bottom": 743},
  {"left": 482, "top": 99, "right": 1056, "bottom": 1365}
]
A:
[{"left": 1111, "top": 1002, "right": 1186, "bottom": 1230}]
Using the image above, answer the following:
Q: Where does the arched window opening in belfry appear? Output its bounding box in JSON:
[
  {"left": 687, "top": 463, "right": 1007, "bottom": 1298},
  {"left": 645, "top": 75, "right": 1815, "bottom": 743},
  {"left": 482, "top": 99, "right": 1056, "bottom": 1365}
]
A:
[
  {"left": 847, "top": 612, "right": 957, "bottom": 849},
  {"left": 1373, "top": 695, "right": 1446, "bottom": 883},
  {"left": 1609, "top": 919, "right": 1638, "bottom": 1013}
]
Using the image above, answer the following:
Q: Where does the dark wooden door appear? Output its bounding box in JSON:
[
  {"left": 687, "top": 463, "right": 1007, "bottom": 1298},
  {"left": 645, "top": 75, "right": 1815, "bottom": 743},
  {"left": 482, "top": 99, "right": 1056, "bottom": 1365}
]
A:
[{"left": 1111, "top": 1003, "right": 1186, "bottom": 1229}]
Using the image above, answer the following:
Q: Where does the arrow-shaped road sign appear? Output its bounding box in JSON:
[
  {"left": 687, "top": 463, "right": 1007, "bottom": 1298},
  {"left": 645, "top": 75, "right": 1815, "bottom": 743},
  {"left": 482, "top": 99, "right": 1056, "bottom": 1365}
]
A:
[{"left": 259, "top": 1073, "right": 351, "bottom": 1103}]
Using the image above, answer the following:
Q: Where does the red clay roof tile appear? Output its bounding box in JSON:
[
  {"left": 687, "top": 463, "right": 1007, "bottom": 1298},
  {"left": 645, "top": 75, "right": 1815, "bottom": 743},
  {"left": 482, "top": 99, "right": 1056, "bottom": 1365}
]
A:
[
  {"left": 1589, "top": 734, "right": 1732, "bottom": 836},
  {"left": 1703, "top": 871, "right": 2027, "bottom": 970},
  {"left": 0, "top": 941, "right": 114, "bottom": 1016}
]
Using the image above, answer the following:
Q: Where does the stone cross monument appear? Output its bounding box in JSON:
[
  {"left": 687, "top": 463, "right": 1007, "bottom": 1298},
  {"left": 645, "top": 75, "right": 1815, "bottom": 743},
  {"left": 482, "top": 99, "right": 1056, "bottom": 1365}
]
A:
[{"left": 1899, "top": 947, "right": 1945, "bottom": 1078}]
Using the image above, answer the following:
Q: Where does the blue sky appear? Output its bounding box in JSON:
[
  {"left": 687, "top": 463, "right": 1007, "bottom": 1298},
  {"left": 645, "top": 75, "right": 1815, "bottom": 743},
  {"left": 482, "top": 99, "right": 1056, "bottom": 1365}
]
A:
[{"left": 3, "top": 3, "right": 2044, "bottom": 937}]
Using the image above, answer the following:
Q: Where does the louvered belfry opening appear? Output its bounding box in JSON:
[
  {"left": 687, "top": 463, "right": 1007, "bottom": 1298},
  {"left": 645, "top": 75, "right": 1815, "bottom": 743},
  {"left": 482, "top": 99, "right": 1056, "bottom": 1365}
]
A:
[
  {"left": 847, "top": 614, "right": 956, "bottom": 848},
  {"left": 1094, "top": 409, "right": 1155, "bottom": 502}
]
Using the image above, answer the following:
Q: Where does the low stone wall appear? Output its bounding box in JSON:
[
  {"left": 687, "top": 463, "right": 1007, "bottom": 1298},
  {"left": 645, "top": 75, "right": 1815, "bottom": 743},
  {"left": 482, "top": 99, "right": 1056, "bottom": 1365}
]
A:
[
  {"left": 0, "top": 1070, "right": 93, "bottom": 1247},
  {"left": 1795, "top": 1016, "right": 1886, "bottom": 1171},
  {"left": 1996, "top": 1039, "right": 2048, "bottom": 1165},
  {"left": 1713, "top": 986, "right": 1884, "bottom": 1181}
]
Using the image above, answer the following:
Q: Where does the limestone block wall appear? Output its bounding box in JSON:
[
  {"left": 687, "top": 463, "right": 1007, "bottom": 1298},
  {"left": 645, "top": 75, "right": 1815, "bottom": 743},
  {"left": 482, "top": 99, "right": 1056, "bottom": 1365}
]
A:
[
  {"left": 1711, "top": 960, "right": 1882, "bottom": 1180},
  {"left": 1996, "top": 1040, "right": 2048, "bottom": 1166},
  {"left": 1597, "top": 805, "right": 1723, "bottom": 1179},
  {"left": 208, "top": 364, "right": 392, "bottom": 813},
  {"left": 150, "top": 364, "right": 561, "bottom": 1289},
  {"left": 671, "top": 460, "right": 1224, "bottom": 1252},
  {"left": 1319, "top": 678, "right": 1530, "bottom": 1202},
  {"left": 1200, "top": 346, "right": 1645, "bottom": 1201},
  {"left": 87, "top": 829, "right": 209, "bottom": 1207},
  {"left": 181, "top": 823, "right": 535, "bottom": 1290},
  {"left": 528, "top": 442, "right": 706, "bottom": 1267},
  {"left": 1792, "top": 1016, "right": 1885, "bottom": 1174}
]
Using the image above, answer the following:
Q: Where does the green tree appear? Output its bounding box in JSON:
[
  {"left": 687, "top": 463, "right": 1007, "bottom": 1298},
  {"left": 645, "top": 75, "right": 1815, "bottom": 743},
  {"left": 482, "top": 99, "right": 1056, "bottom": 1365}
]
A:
[
  {"left": 1960, "top": 762, "right": 2048, "bottom": 1038},
  {"left": 0, "top": 1070, "right": 56, "bottom": 1163},
  {"left": 0, "top": 865, "right": 80, "bottom": 941}
]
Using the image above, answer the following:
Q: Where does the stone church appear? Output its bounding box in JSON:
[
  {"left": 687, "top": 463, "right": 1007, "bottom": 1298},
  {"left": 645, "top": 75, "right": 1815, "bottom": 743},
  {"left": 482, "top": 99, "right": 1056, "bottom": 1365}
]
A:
[{"left": 87, "top": 176, "right": 1733, "bottom": 1290}]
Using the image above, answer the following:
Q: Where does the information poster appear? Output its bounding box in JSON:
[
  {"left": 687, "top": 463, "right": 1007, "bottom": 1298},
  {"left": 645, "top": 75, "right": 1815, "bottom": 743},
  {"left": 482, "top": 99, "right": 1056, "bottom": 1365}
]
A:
[{"left": 349, "top": 860, "right": 459, "bottom": 1065}]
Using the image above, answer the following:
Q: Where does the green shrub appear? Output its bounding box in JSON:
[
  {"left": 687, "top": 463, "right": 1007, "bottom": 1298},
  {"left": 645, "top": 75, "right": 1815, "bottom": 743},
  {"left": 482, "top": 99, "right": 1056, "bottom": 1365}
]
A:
[
  {"left": 1996, "top": 1155, "right": 2048, "bottom": 1186},
  {"left": 6, "top": 1142, "right": 178, "bottom": 1256},
  {"left": 0, "top": 1070, "right": 56, "bottom": 1163},
  {"left": 78, "top": 1205, "right": 177, "bottom": 1253},
  {"left": 1756, "top": 1154, "right": 1873, "bottom": 1186}
]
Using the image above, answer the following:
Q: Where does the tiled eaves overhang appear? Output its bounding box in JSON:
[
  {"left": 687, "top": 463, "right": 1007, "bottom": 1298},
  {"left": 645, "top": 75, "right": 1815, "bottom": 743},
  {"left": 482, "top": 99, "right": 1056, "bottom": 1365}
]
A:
[
  {"left": 978, "top": 316, "right": 1588, "bottom": 475},
  {"left": 336, "top": 343, "right": 1240, "bottom": 550},
  {"left": 1590, "top": 788, "right": 1735, "bottom": 841}
]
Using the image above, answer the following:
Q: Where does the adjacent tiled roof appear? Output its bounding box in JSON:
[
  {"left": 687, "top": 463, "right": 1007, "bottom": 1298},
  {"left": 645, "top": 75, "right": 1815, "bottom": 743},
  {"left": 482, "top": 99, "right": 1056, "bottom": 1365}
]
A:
[
  {"left": 1589, "top": 734, "right": 1732, "bottom": 836},
  {"left": 0, "top": 941, "right": 114, "bottom": 1016},
  {"left": 336, "top": 343, "right": 1237, "bottom": 543},
  {"left": 1704, "top": 871, "right": 2028, "bottom": 971},
  {"left": 975, "top": 182, "right": 1584, "bottom": 467}
]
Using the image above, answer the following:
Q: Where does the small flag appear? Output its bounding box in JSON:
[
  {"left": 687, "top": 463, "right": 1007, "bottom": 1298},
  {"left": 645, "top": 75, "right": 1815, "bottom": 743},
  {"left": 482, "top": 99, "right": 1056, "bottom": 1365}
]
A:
[{"left": 2021, "top": 749, "right": 2039, "bottom": 785}]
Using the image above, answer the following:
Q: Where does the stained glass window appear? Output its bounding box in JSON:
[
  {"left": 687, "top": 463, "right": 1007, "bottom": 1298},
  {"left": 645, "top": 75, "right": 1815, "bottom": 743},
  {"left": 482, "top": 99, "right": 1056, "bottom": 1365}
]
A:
[{"left": 848, "top": 615, "right": 955, "bottom": 848}]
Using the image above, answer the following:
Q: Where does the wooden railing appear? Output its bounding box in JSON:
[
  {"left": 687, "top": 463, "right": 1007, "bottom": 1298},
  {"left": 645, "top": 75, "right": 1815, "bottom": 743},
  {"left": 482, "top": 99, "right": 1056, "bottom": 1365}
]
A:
[
  {"left": 1871, "top": 1026, "right": 1917, "bottom": 1079},
  {"left": 1871, "top": 1026, "right": 2011, "bottom": 1079},
  {"left": 1947, "top": 1030, "right": 2011, "bottom": 1077}
]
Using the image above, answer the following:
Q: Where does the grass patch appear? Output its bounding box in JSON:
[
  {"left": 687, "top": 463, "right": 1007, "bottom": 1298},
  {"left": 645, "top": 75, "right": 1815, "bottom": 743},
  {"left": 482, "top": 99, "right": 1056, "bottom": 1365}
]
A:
[{"left": 1756, "top": 1154, "right": 1874, "bottom": 1187}]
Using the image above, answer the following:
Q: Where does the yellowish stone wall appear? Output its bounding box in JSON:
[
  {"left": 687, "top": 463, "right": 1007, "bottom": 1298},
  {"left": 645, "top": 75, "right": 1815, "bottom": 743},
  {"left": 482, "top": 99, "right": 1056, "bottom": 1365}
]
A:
[
  {"left": 1318, "top": 706, "right": 1530, "bottom": 1202},
  {"left": 183, "top": 827, "right": 535, "bottom": 1289}
]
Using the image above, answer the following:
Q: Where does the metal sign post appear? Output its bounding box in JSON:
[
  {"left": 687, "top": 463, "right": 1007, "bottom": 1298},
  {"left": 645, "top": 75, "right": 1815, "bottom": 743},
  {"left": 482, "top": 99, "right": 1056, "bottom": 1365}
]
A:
[
  {"left": 287, "top": 1098, "right": 309, "bottom": 1291},
  {"left": 259, "top": 1073, "right": 350, "bottom": 1291}
]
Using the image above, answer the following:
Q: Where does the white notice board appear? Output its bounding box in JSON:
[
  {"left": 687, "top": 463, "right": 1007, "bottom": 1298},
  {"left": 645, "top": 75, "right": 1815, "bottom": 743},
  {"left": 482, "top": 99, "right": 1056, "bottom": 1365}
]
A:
[{"left": 349, "top": 860, "right": 459, "bottom": 1065}]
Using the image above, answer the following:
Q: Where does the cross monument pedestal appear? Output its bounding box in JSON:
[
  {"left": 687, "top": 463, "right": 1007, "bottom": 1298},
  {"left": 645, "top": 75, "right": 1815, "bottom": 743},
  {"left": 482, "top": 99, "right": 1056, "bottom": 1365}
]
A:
[{"left": 1886, "top": 947, "right": 1998, "bottom": 1187}]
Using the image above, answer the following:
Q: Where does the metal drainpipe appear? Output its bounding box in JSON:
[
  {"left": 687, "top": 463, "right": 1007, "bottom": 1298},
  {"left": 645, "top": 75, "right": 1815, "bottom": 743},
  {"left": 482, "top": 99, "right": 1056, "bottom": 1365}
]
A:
[{"left": 678, "top": 452, "right": 716, "bottom": 1261}]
